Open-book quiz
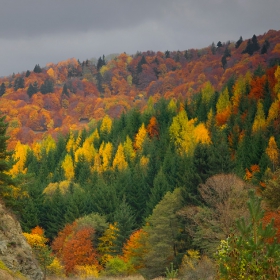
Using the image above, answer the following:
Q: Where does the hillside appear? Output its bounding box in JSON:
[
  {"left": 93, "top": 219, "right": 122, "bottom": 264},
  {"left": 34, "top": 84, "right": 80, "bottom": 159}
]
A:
[
  {"left": 0, "top": 30, "right": 280, "bottom": 149},
  {"left": 1, "top": 29, "right": 280, "bottom": 279}
]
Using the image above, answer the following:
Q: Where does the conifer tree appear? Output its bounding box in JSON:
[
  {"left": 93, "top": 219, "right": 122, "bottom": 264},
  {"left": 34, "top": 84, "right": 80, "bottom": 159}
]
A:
[
  {"left": 113, "top": 198, "right": 136, "bottom": 255},
  {"left": 0, "top": 116, "right": 14, "bottom": 195},
  {"left": 0, "top": 82, "right": 6, "bottom": 96},
  {"left": 140, "top": 189, "right": 183, "bottom": 279}
]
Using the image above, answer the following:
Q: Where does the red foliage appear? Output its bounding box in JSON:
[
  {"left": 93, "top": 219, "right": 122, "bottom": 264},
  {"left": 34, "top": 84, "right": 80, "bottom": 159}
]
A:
[
  {"left": 248, "top": 76, "right": 266, "bottom": 100},
  {"left": 263, "top": 211, "right": 280, "bottom": 243}
]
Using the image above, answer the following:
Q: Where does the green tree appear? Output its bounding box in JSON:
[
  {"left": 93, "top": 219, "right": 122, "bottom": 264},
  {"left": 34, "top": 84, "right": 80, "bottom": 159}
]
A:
[
  {"left": 14, "top": 76, "right": 25, "bottom": 91},
  {"left": 27, "top": 82, "right": 38, "bottom": 98},
  {"left": 146, "top": 167, "right": 172, "bottom": 215},
  {"left": 40, "top": 79, "right": 54, "bottom": 94},
  {"left": 215, "top": 190, "right": 280, "bottom": 279},
  {"left": 113, "top": 197, "right": 136, "bottom": 254},
  {"left": 0, "top": 82, "right": 6, "bottom": 96},
  {"left": 34, "top": 64, "right": 42, "bottom": 73},
  {"left": 0, "top": 116, "right": 14, "bottom": 195},
  {"left": 235, "top": 36, "right": 243, "bottom": 49},
  {"left": 140, "top": 189, "right": 183, "bottom": 279}
]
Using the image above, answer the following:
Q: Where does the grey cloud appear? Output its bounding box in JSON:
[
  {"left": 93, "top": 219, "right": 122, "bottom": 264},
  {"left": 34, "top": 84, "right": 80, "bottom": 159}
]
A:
[{"left": 0, "top": 0, "right": 279, "bottom": 76}]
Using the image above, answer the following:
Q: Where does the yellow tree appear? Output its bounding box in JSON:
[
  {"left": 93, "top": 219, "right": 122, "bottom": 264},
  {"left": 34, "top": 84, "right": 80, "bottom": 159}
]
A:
[
  {"left": 167, "top": 99, "right": 177, "bottom": 113},
  {"left": 100, "top": 115, "right": 112, "bottom": 135},
  {"left": 113, "top": 143, "right": 128, "bottom": 171},
  {"left": 267, "top": 99, "right": 279, "bottom": 125},
  {"left": 24, "top": 226, "right": 53, "bottom": 278},
  {"left": 66, "top": 131, "right": 75, "bottom": 153},
  {"left": 231, "top": 76, "right": 245, "bottom": 113},
  {"left": 252, "top": 101, "right": 266, "bottom": 133},
  {"left": 216, "top": 88, "right": 231, "bottom": 114},
  {"left": 266, "top": 136, "right": 279, "bottom": 171},
  {"left": 201, "top": 81, "right": 215, "bottom": 105},
  {"left": 169, "top": 110, "right": 196, "bottom": 155},
  {"left": 62, "top": 154, "right": 75, "bottom": 181},
  {"left": 134, "top": 123, "right": 147, "bottom": 151},
  {"left": 99, "top": 142, "right": 113, "bottom": 170},
  {"left": 275, "top": 65, "right": 280, "bottom": 95},
  {"left": 9, "top": 141, "right": 29, "bottom": 176},
  {"left": 74, "top": 138, "right": 96, "bottom": 163},
  {"left": 193, "top": 123, "right": 211, "bottom": 144},
  {"left": 41, "top": 135, "right": 56, "bottom": 153},
  {"left": 98, "top": 223, "right": 119, "bottom": 266},
  {"left": 123, "top": 136, "right": 135, "bottom": 161},
  {"left": 47, "top": 67, "right": 55, "bottom": 79}
]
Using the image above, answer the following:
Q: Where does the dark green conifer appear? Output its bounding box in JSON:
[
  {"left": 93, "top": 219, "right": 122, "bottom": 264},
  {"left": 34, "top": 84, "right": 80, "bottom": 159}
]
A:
[{"left": 0, "top": 83, "right": 5, "bottom": 96}]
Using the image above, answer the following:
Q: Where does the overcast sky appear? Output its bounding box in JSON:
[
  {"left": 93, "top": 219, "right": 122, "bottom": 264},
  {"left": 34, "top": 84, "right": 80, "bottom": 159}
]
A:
[{"left": 0, "top": 0, "right": 279, "bottom": 77}]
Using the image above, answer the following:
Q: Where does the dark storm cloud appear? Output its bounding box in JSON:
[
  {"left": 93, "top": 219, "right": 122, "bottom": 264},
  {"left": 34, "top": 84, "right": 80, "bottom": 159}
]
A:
[
  {"left": 0, "top": 0, "right": 169, "bottom": 39},
  {"left": 0, "top": 0, "right": 279, "bottom": 76}
]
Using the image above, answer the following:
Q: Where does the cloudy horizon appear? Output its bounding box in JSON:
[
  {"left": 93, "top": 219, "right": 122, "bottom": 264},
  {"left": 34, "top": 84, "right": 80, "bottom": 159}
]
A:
[{"left": 0, "top": 0, "right": 279, "bottom": 77}]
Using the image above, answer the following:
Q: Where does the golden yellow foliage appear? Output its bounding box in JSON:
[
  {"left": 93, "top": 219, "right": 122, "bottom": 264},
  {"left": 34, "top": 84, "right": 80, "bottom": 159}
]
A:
[
  {"left": 216, "top": 88, "right": 231, "bottom": 114},
  {"left": 47, "top": 68, "right": 55, "bottom": 79},
  {"left": 275, "top": 65, "right": 280, "bottom": 95},
  {"left": 99, "top": 142, "right": 113, "bottom": 171},
  {"left": 62, "top": 154, "right": 75, "bottom": 181},
  {"left": 140, "top": 156, "right": 149, "bottom": 168},
  {"left": 168, "top": 99, "right": 177, "bottom": 113},
  {"left": 74, "top": 265, "right": 99, "bottom": 279},
  {"left": 98, "top": 223, "right": 119, "bottom": 265},
  {"left": 201, "top": 81, "right": 215, "bottom": 104},
  {"left": 252, "top": 101, "right": 266, "bottom": 133},
  {"left": 43, "top": 180, "right": 80, "bottom": 196},
  {"left": 100, "top": 115, "right": 112, "bottom": 135},
  {"left": 46, "top": 257, "right": 65, "bottom": 277},
  {"left": 66, "top": 131, "right": 75, "bottom": 153},
  {"left": 74, "top": 138, "right": 96, "bottom": 163},
  {"left": 9, "top": 141, "right": 29, "bottom": 175},
  {"left": 123, "top": 136, "right": 135, "bottom": 160},
  {"left": 267, "top": 100, "right": 279, "bottom": 124},
  {"left": 134, "top": 123, "right": 147, "bottom": 151},
  {"left": 113, "top": 143, "right": 128, "bottom": 171},
  {"left": 193, "top": 123, "right": 211, "bottom": 144},
  {"left": 266, "top": 136, "right": 279, "bottom": 171}
]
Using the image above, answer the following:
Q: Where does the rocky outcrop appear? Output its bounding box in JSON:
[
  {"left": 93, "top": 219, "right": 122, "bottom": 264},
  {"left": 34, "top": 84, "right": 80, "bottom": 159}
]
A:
[{"left": 0, "top": 202, "right": 43, "bottom": 280}]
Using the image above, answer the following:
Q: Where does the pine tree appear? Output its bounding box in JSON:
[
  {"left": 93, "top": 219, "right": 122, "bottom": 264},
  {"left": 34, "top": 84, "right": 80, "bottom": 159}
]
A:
[
  {"left": 0, "top": 116, "right": 14, "bottom": 195},
  {"left": 113, "top": 198, "right": 136, "bottom": 255},
  {"left": 140, "top": 189, "right": 183, "bottom": 279},
  {"left": 235, "top": 36, "right": 243, "bottom": 49},
  {"left": 33, "top": 64, "right": 42, "bottom": 73},
  {"left": 0, "top": 82, "right": 6, "bottom": 96}
]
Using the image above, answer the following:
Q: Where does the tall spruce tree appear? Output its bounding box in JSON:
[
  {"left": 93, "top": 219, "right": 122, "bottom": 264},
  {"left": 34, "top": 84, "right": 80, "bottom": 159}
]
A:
[{"left": 0, "top": 116, "right": 14, "bottom": 195}]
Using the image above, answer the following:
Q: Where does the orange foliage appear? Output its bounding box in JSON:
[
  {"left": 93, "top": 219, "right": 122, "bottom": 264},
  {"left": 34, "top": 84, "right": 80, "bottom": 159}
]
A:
[
  {"left": 215, "top": 107, "right": 231, "bottom": 126},
  {"left": 122, "top": 229, "right": 148, "bottom": 270},
  {"left": 248, "top": 76, "right": 266, "bottom": 100},
  {"left": 52, "top": 222, "right": 100, "bottom": 275},
  {"left": 147, "top": 116, "right": 159, "bottom": 139},
  {"left": 263, "top": 211, "right": 280, "bottom": 243},
  {"left": 245, "top": 164, "right": 260, "bottom": 181},
  {"left": 62, "top": 227, "right": 99, "bottom": 275}
]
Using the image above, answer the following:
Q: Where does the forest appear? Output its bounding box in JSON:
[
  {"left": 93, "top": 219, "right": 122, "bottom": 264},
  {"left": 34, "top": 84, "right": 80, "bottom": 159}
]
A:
[{"left": 1, "top": 30, "right": 280, "bottom": 279}]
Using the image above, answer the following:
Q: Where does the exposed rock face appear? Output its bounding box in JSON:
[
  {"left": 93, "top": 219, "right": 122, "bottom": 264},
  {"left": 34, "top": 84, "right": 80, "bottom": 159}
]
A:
[{"left": 0, "top": 202, "right": 43, "bottom": 280}]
